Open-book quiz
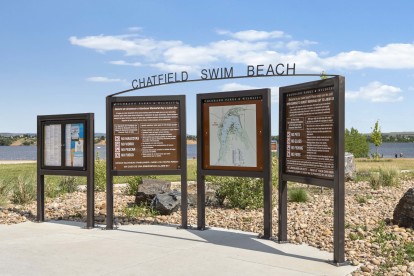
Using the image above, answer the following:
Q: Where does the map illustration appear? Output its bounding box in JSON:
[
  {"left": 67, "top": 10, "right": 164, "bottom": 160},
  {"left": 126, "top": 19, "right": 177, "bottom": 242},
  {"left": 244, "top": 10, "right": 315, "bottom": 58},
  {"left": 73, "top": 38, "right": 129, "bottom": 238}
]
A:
[{"left": 209, "top": 104, "right": 257, "bottom": 167}]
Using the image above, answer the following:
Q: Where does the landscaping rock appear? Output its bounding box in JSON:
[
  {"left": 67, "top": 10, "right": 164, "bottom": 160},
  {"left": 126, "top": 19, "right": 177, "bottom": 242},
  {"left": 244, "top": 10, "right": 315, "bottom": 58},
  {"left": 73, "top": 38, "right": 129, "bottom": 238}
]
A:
[
  {"left": 393, "top": 187, "right": 414, "bottom": 228},
  {"left": 345, "top": 152, "right": 356, "bottom": 181},
  {"left": 151, "top": 191, "right": 181, "bottom": 215},
  {"left": 135, "top": 179, "right": 171, "bottom": 205}
]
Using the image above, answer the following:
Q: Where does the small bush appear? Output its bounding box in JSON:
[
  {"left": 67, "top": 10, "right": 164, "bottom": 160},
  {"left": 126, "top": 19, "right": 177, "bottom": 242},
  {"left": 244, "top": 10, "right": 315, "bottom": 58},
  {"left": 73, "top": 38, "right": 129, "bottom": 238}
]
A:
[
  {"left": 288, "top": 187, "right": 308, "bottom": 203},
  {"left": 369, "top": 172, "right": 381, "bottom": 189},
  {"left": 11, "top": 174, "right": 36, "bottom": 205},
  {"left": 59, "top": 176, "right": 79, "bottom": 193},
  {"left": 125, "top": 176, "right": 143, "bottom": 196},
  {"left": 369, "top": 168, "right": 399, "bottom": 189},
  {"left": 0, "top": 179, "right": 10, "bottom": 206},
  {"left": 209, "top": 176, "right": 263, "bottom": 209},
  {"left": 45, "top": 182, "right": 59, "bottom": 198},
  {"left": 95, "top": 157, "right": 106, "bottom": 192},
  {"left": 380, "top": 168, "right": 399, "bottom": 187},
  {"left": 124, "top": 204, "right": 158, "bottom": 218}
]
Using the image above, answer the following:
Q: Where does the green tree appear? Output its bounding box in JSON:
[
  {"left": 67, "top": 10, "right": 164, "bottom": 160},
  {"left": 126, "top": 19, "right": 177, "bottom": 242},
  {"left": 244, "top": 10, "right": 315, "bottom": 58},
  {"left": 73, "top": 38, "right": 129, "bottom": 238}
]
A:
[
  {"left": 371, "top": 120, "right": 382, "bottom": 159},
  {"left": 345, "top": 127, "right": 369, "bottom": 158}
]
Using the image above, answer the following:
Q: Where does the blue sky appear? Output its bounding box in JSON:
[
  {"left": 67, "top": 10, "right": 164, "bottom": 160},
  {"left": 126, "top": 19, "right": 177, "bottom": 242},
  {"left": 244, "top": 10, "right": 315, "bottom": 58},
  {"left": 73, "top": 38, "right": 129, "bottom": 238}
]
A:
[{"left": 1, "top": 1, "right": 413, "bottom": 135}]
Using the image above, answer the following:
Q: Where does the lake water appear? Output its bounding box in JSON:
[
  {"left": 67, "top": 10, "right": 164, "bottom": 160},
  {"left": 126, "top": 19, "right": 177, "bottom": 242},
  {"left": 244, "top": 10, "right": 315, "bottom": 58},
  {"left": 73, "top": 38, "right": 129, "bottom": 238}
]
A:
[
  {"left": 0, "top": 143, "right": 413, "bottom": 160},
  {"left": 0, "top": 145, "right": 199, "bottom": 160}
]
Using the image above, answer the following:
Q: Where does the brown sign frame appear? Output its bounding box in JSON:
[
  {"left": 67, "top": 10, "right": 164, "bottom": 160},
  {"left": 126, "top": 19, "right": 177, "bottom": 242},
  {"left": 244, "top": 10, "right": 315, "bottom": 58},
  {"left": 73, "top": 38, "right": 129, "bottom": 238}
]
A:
[
  {"left": 201, "top": 95, "right": 265, "bottom": 172},
  {"left": 105, "top": 95, "right": 187, "bottom": 229},
  {"left": 37, "top": 113, "right": 95, "bottom": 228},
  {"left": 278, "top": 76, "right": 345, "bottom": 265},
  {"left": 196, "top": 89, "right": 272, "bottom": 238}
]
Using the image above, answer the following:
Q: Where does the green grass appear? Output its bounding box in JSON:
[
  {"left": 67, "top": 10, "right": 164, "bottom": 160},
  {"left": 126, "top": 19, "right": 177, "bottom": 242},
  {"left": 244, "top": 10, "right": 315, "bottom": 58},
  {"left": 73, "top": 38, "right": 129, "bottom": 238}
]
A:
[
  {"left": 356, "top": 158, "right": 414, "bottom": 172},
  {"left": 288, "top": 187, "right": 308, "bottom": 203}
]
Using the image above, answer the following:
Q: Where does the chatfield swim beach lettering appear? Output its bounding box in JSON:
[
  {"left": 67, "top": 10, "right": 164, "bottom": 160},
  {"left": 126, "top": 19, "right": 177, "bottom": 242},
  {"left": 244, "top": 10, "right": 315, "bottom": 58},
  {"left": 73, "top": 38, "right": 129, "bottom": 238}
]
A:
[{"left": 131, "top": 63, "right": 296, "bottom": 89}]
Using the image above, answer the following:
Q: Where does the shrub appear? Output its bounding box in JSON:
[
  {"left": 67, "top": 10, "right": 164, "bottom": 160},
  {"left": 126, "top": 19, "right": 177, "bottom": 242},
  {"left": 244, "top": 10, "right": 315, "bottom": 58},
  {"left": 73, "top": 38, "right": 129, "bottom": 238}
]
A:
[
  {"left": 124, "top": 204, "right": 158, "bottom": 218},
  {"left": 11, "top": 174, "right": 36, "bottom": 205},
  {"left": 95, "top": 155, "right": 106, "bottom": 192},
  {"left": 288, "top": 187, "right": 308, "bottom": 203},
  {"left": 379, "top": 168, "right": 399, "bottom": 187},
  {"left": 125, "top": 176, "right": 143, "bottom": 196},
  {"left": 369, "top": 168, "right": 399, "bottom": 189},
  {"left": 59, "top": 176, "right": 79, "bottom": 193},
  {"left": 209, "top": 176, "right": 263, "bottom": 209},
  {"left": 0, "top": 179, "right": 10, "bottom": 206}
]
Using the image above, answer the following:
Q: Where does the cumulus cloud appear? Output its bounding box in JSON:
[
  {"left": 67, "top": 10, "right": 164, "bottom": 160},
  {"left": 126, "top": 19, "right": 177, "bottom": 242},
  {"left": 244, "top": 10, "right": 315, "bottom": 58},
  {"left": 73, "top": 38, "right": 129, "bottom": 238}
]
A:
[
  {"left": 346, "top": 81, "right": 403, "bottom": 102},
  {"left": 69, "top": 35, "right": 182, "bottom": 57},
  {"left": 220, "top": 83, "right": 279, "bottom": 103},
  {"left": 70, "top": 30, "right": 414, "bottom": 73},
  {"left": 217, "top": 29, "right": 287, "bottom": 41},
  {"left": 109, "top": 60, "right": 142, "bottom": 66},
  {"left": 86, "top": 76, "right": 126, "bottom": 83},
  {"left": 127, "top": 26, "right": 143, "bottom": 32}
]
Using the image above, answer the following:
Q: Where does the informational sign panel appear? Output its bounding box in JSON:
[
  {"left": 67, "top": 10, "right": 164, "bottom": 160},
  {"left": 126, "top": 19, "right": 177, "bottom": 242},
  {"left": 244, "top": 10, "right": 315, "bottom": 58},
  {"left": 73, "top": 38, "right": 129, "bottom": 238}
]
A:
[
  {"left": 44, "top": 124, "right": 62, "bottom": 166},
  {"left": 65, "top": 123, "right": 85, "bottom": 167},
  {"left": 111, "top": 100, "right": 181, "bottom": 171},
  {"left": 106, "top": 96, "right": 187, "bottom": 230},
  {"left": 37, "top": 113, "right": 94, "bottom": 228},
  {"left": 196, "top": 88, "right": 272, "bottom": 237},
  {"left": 201, "top": 94, "right": 265, "bottom": 172},
  {"left": 283, "top": 86, "right": 335, "bottom": 179},
  {"left": 279, "top": 77, "right": 345, "bottom": 265},
  {"left": 42, "top": 122, "right": 86, "bottom": 169}
]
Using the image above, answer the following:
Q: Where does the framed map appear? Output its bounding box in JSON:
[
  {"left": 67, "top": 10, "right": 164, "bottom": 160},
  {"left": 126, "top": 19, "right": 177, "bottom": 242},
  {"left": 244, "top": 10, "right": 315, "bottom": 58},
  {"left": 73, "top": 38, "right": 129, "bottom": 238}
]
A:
[
  {"left": 209, "top": 104, "right": 257, "bottom": 167},
  {"left": 200, "top": 90, "right": 269, "bottom": 172}
]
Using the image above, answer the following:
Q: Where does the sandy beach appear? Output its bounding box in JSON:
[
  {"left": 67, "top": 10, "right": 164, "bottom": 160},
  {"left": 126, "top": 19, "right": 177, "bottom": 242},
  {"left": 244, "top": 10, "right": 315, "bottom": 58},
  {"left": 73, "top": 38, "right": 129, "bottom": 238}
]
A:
[{"left": 0, "top": 160, "right": 36, "bottom": 165}]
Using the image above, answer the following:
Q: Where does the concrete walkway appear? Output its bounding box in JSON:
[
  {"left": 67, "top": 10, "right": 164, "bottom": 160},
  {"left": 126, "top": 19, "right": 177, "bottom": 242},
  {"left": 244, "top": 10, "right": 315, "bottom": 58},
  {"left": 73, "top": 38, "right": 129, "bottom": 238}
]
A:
[{"left": 0, "top": 221, "right": 358, "bottom": 275}]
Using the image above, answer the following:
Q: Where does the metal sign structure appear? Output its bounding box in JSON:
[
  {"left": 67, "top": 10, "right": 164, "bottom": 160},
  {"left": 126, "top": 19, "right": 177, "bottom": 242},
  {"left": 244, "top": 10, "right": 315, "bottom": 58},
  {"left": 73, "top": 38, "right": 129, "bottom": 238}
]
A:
[
  {"left": 37, "top": 113, "right": 95, "bottom": 228},
  {"left": 106, "top": 95, "right": 187, "bottom": 229},
  {"left": 196, "top": 89, "right": 272, "bottom": 238},
  {"left": 278, "top": 76, "right": 345, "bottom": 264}
]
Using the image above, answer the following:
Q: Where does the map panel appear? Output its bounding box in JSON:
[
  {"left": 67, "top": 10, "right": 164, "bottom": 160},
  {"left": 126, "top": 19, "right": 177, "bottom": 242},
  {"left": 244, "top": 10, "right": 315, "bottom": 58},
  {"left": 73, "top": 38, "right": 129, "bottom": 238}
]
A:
[{"left": 209, "top": 104, "right": 257, "bottom": 167}]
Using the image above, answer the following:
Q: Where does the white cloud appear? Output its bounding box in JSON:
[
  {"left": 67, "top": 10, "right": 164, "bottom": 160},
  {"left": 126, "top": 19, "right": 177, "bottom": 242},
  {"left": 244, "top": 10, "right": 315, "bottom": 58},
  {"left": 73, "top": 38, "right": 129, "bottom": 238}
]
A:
[
  {"left": 220, "top": 83, "right": 279, "bottom": 103},
  {"left": 86, "top": 76, "right": 126, "bottom": 83},
  {"left": 217, "top": 29, "right": 287, "bottom": 41},
  {"left": 346, "top": 81, "right": 403, "bottom": 102},
  {"left": 109, "top": 60, "right": 142, "bottom": 66},
  {"left": 70, "top": 30, "right": 414, "bottom": 73},
  {"left": 69, "top": 35, "right": 182, "bottom": 57},
  {"left": 127, "top": 26, "right": 143, "bottom": 32},
  {"left": 324, "top": 43, "right": 414, "bottom": 70}
]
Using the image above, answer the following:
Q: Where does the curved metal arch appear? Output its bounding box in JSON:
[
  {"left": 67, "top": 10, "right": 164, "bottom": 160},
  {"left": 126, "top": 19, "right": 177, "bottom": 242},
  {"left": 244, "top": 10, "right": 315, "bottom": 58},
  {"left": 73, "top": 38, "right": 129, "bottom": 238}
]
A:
[{"left": 108, "top": 73, "right": 340, "bottom": 97}]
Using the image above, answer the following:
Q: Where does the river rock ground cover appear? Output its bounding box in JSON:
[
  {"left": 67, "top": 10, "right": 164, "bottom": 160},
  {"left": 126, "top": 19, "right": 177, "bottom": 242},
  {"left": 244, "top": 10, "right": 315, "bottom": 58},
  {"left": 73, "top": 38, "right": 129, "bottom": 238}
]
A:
[{"left": 1, "top": 177, "right": 414, "bottom": 275}]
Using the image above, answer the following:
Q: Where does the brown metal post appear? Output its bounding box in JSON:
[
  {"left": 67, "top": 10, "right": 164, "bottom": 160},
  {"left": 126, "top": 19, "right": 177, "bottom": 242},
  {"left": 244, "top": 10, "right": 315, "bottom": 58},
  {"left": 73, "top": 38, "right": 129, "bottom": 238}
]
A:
[
  {"left": 333, "top": 76, "right": 346, "bottom": 264},
  {"left": 106, "top": 97, "right": 114, "bottom": 229},
  {"left": 86, "top": 114, "right": 95, "bottom": 229}
]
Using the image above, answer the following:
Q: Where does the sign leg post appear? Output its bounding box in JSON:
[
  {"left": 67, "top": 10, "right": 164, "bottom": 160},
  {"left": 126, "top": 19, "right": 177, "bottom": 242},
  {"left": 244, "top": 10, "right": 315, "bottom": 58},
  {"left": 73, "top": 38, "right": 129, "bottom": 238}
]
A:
[
  {"left": 37, "top": 174, "right": 45, "bottom": 222},
  {"left": 86, "top": 170, "right": 94, "bottom": 229},
  {"left": 197, "top": 174, "right": 205, "bottom": 230},
  {"left": 278, "top": 179, "right": 288, "bottom": 242},
  {"left": 333, "top": 181, "right": 345, "bottom": 264},
  {"left": 263, "top": 172, "right": 272, "bottom": 239},
  {"left": 181, "top": 172, "right": 188, "bottom": 229},
  {"left": 106, "top": 174, "right": 113, "bottom": 229}
]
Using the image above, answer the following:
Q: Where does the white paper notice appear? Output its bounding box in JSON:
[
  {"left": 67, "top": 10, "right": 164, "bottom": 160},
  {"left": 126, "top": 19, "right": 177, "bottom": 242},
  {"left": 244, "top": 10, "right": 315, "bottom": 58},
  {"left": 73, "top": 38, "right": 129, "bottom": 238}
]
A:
[{"left": 44, "top": 124, "right": 61, "bottom": 166}]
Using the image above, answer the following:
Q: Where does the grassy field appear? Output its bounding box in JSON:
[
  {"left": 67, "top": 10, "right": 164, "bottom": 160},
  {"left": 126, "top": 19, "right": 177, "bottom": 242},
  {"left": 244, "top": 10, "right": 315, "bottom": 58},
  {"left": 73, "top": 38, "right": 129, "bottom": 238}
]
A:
[
  {"left": 355, "top": 158, "right": 414, "bottom": 172},
  {"left": 0, "top": 158, "right": 412, "bottom": 185},
  {"left": 0, "top": 159, "right": 199, "bottom": 184}
]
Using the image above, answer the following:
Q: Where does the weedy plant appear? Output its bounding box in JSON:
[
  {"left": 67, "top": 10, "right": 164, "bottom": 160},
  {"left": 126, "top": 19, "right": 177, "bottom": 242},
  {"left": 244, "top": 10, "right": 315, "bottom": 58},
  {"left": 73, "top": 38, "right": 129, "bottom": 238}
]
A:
[
  {"left": 369, "top": 168, "right": 399, "bottom": 189},
  {"left": 94, "top": 153, "right": 106, "bottom": 192},
  {"left": 288, "top": 187, "right": 308, "bottom": 203},
  {"left": 0, "top": 179, "right": 10, "bottom": 206},
  {"left": 209, "top": 176, "right": 264, "bottom": 209},
  {"left": 11, "top": 174, "right": 36, "bottom": 205}
]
